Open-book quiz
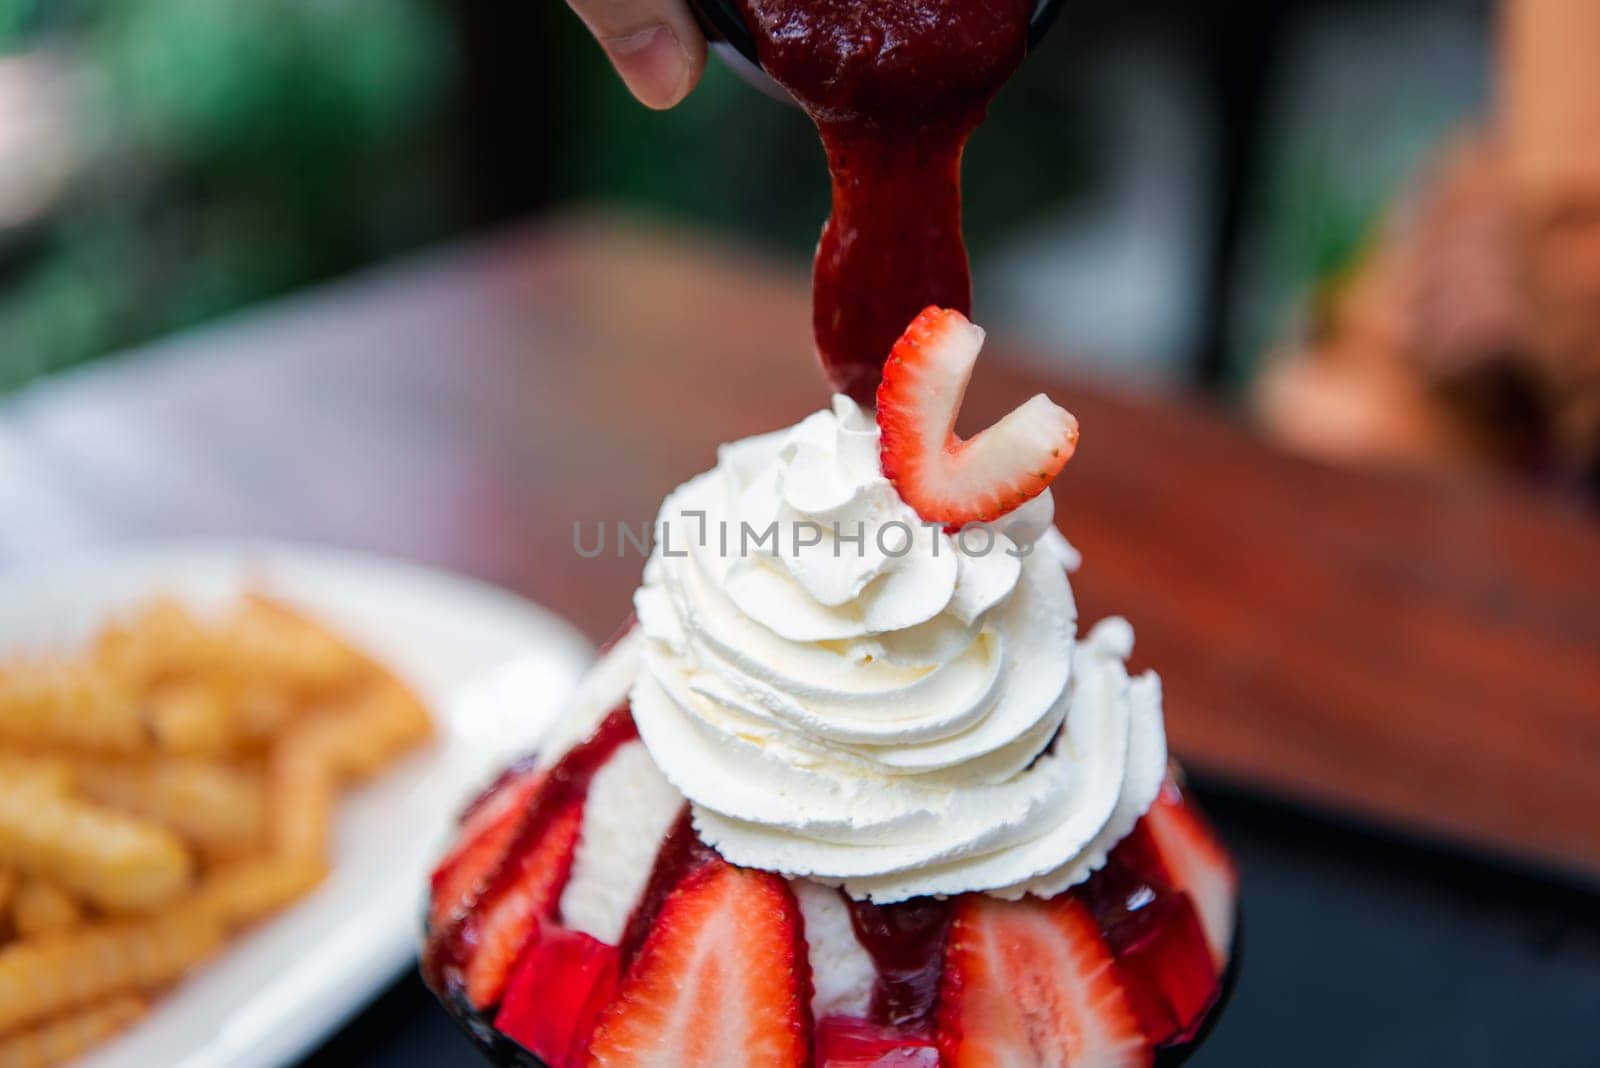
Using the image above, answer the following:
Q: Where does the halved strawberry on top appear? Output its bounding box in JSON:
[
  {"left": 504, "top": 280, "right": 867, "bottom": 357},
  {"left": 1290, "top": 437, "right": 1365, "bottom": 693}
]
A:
[
  {"left": 935, "top": 893, "right": 1151, "bottom": 1068},
  {"left": 585, "top": 857, "right": 812, "bottom": 1067},
  {"left": 877, "top": 307, "right": 1079, "bottom": 527}
]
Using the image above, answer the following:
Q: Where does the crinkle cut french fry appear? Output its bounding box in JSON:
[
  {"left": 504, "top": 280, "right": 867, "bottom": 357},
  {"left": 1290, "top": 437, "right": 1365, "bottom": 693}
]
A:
[
  {"left": 0, "top": 593, "right": 436, "bottom": 1063},
  {"left": 69, "top": 757, "right": 266, "bottom": 858},
  {"left": 233, "top": 686, "right": 298, "bottom": 749},
  {"left": 265, "top": 737, "right": 335, "bottom": 862},
  {"left": 10, "top": 880, "right": 80, "bottom": 939},
  {"left": 0, "top": 780, "right": 192, "bottom": 913},
  {"left": 0, "top": 755, "right": 70, "bottom": 796},
  {"left": 93, "top": 598, "right": 210, "bottom": 689},
  {"left": 296, "top": 679, "right": 434, "bottom": 782},
  {"left": 0, "top": 910, "right": 220, "bottom": 1032},
  {"left": 215, "top": 597, "right": 366, "bottom": 694},
  {"left": 190, "top": 857, "right": 327, "bottom": 930},
  {"left": 0, "top": 663, "right": 144, "bottom": 753},
  {"left": 0, "top": 993, "right": 147, "bottom": 1068},
  {"left": 145, "top": 680, "right": 235, "bottom": 757},
  {"left": 264, "top": 678, "right": 432, "bottom": 861}
]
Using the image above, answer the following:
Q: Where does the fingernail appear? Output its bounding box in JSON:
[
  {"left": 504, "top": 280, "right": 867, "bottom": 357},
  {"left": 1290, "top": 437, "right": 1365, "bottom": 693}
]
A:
[{"left": 604, "top": 25, "right": 691, "bottom": 110}]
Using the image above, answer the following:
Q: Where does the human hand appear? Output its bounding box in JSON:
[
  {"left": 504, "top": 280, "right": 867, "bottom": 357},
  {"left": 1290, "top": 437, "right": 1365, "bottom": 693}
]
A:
[{"left": 564, "top": 0, "right": 708, "bottom": 110}]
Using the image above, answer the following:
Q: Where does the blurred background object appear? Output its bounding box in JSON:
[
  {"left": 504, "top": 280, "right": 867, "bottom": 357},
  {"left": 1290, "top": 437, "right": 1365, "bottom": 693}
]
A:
[
  {"left": 0, "top": 0, "right": 458, "bottom": 387},
  {"left": 1255, "top": 0, "right": 1600, "bottom": 494},
  {"left": 5, "top": 0, "right": 1598, "bottom": 500}
]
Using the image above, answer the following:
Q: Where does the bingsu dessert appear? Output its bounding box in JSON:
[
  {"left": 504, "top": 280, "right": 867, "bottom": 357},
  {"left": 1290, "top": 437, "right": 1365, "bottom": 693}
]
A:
[{"left": 422, "top": 309, "right": 1239, "bottom": 1066}]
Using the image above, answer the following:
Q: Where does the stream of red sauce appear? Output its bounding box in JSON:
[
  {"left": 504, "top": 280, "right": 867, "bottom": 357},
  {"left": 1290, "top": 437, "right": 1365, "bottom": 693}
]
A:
[{"left": 736, "top": 0, "right": 1034, "bottom": 404}]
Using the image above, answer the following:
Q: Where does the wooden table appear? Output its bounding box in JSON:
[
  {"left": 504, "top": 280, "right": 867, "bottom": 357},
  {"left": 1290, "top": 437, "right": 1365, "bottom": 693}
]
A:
[{"left": 2, "top": 214, "right": 1597, "bottom": 885}]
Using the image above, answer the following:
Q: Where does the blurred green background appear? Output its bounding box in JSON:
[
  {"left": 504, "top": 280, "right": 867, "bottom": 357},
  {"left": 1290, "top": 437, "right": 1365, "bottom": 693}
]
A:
[
  {"left": 0, "top": 0, "right": 1489, "bottom": 392},
  {"left": 0, "top": 0, "right": 458, "bottom": 387}
]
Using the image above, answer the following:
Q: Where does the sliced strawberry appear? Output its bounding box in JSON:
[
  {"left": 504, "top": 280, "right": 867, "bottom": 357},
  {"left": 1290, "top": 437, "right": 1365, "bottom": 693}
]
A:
[
  {"left": 1079, "top": 826, "right": 1220, "bottom": 1046},
  {"left": 816, "top": 1016, "right": 940, "bottom": 1067},
  {"left": 1142, "top": 779, "right": 1238, "bottom": 972},
  {"left": 877, "top": 306, "right": 1079, "bottom": 527},
  {"left": 422, "top": 708, "right": 639, "bottom": 1008},
  {"left": 586, "top": 858, "right": 811, "bottom": 1066},
  {"left": 429, "top": 762, "right": 547, "bottom": 930},
  {"left": 935, "top": 893, "right": 1150, "bottom": 1068},
  {"left": 495, "top": 927, "right": 622, "bottom": 1068},
  {"left": 463, "top": 796, "right": 585, "bottom": 1007}
]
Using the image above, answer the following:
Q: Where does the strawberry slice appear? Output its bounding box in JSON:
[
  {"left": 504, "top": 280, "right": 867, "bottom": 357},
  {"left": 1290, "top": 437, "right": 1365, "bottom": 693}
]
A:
[
  {"left": 816, "top": 1016, "right": 939, "bottom": 1067},
  {"left": 495, "top": 927, "right": 622, "bottom": 1068},
  {"left": 1142, "top": 779, "right": 1238, "bottom": 971},
  {"left": 429, "top": 761, "right": 546, "bottom": 930},
  {"left": 586, "top": 858, "right": 812, "bottom": 1066},
  {"left": 1079, "top": 825, "right": 1220, "bottom": 1046},
  {"left": 422, "top": 708, "right": 640, "bottom": 1009},
  {"left": 463, "top": 796, "right": 586, "bottom": 1007},
  {"left": 935, "top": 893, "right": 1150, "bottom": 1068},
  {"left": 877, "top": 307, "right": 1079, "bottom": 527}
]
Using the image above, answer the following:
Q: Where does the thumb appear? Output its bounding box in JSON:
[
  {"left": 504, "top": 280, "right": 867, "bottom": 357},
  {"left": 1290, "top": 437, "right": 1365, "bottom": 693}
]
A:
[{"left": 565, "top": 0, "right": 708, "bottom": 110}]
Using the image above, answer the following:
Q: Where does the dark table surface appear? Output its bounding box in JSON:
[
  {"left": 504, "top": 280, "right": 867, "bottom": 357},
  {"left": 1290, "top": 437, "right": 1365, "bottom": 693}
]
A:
[{"left": 2, "top": 215, "right": 1597, "bottom": 1066}]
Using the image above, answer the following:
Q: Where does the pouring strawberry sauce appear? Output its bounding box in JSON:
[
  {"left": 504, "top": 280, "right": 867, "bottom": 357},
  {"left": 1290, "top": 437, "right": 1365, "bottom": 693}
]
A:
[
  {"left": 422, "top": 2, "right": 1244, "bottom": 1063},
  {"left": 735, "top": 0, "right": 1034, "bottom": 404}
]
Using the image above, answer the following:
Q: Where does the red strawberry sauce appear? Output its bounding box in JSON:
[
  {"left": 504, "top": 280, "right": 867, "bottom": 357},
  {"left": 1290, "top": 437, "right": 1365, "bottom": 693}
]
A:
[
  {"left": 735, "top": 0, "right": 1035, "bottom": 404},
  {"left": 846, "top": 895, "right": 954, "bottom": 1032}
]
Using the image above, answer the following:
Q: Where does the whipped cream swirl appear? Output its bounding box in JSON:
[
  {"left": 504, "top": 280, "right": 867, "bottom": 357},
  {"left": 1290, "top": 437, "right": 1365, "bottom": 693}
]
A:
[{"left": 631, "top": 397, "right": 1167, "bottom": 902}]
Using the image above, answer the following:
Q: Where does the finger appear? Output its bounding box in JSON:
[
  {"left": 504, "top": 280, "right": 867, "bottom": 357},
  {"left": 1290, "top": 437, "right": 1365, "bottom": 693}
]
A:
[{"left": 565, "top": 0, "right": 707, "bottom": 110}]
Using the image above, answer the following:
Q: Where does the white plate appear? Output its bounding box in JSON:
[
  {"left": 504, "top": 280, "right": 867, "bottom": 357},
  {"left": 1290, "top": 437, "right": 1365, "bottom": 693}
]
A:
[{"left": 0, "top": 541, "right": 594, "bottom": 1068}]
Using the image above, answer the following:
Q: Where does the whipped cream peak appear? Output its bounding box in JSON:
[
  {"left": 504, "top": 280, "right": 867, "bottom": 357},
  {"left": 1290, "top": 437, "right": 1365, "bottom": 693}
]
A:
[{"left": 630, "top": 397, "right": 1165, "bottom": 902}]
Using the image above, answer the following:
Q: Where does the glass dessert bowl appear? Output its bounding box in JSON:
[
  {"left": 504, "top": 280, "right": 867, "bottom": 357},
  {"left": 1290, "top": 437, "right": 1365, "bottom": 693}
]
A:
[{"left": 420, "top": 311, "right": 1240, "bottom": 1067}]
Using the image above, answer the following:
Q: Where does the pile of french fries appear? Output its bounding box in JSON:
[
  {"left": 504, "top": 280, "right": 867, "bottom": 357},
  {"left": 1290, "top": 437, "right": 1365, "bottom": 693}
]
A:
[{"left": 0, "top": 594, "right": 432, "bottom": 1067}]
